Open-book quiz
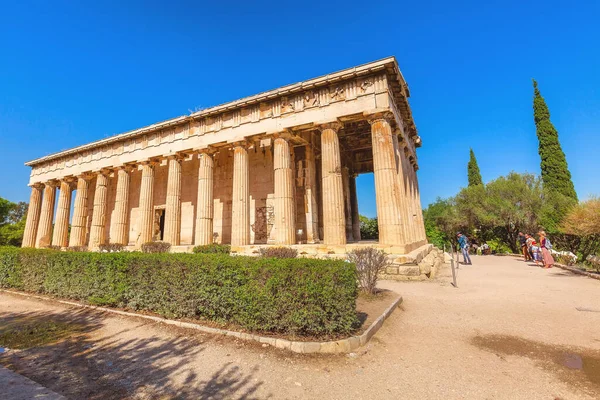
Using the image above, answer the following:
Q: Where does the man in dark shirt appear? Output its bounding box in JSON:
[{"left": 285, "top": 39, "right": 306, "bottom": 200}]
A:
[{"left": 518, "top": 232, "right": 530, "bottom": 261}]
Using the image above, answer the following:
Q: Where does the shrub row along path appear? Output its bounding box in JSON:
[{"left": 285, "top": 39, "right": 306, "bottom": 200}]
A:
[{"left": 1, "top": 255, "right": 599, "bottom": 399}]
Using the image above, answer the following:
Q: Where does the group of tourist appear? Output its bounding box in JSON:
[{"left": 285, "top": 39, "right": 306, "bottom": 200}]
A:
[{"left": 518, "top": 231, "right": 555, "bottom": 268}]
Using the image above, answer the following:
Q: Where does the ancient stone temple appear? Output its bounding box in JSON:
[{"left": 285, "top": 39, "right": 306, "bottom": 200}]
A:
[{"left": 22, "top": 57, "right": 427, "bottom": 258}]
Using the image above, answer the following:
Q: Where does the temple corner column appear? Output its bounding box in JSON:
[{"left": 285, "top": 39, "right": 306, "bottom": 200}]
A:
[{"left": 22, "top": 183, "right": 44, "bottom": 248}]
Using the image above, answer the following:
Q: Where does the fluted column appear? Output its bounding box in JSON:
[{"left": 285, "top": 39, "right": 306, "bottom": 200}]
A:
[
  {"left": 110, "top": 167, "right": 131, "bottom": 245},
  {"left": 195, "top": 151, "right": 214, "bottom": 245},
  {"left": 403, "top": 150, "right": 417, "bottom": 243},
  {"left": 137, "top": 162, "right": 155, "bottom": 247},
  {"left": 320, "top": 122, "right": 346, "bottom": 245},
  {"left": 51, "top": 180, "right": 73, "bottom": 248},
  {"left": 164, "top": 156, "right": 182, "bottom": 245},
  {"left": 273, "top": 137, "right": 296, "bottom": 245},
  {"left": 304, "top": 144, "right": 319, "bottom": 243},
  {"left": 35, "top": 182, "right": 56, "bottom": 248},
  {"left": 369, "top": 113, "right": 405, "bottom": 247},
  {"left": 411, "top": 163, "right": 426, "bottom": 242},
  {"left": 349, "top": 174, "right": 361, "bottom": 241},
  {"left": 231, "top": 144, "right": 250, "bottom": 246},
  {"left": 341, "top": 166, "right": 354, "bottom": 242},
  {"left": 22, "top": 184, "right": 43, "bottom": 248},
  {"left": 396, "top": 137, "right": 413, "bottom": 245},
  {"left": 69, "top": 176, "right": 90, "bottom": 247},
  {"left": 88, "top": 172, "right": 109, "bottom": 249}
]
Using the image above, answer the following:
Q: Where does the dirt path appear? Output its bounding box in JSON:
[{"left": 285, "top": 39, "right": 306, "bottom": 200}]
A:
[{"left": 1, "top": 255, "right": 599, "bottom": 399}]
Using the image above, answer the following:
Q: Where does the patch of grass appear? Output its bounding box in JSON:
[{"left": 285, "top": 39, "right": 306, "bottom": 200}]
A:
[{"left": 0, "top": 320, "right": 82, "bottom": 349}]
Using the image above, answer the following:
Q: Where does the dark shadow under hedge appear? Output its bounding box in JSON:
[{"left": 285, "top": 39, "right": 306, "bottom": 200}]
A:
[{"left": 0, "top": 247, "right": 358, "bottom": 337}]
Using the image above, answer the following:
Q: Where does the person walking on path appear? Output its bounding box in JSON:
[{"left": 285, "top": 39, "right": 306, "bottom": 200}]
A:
[
  {"left": 539, "top": 231, "right": 554, "bottom": 268},
  {"left": 457, "top": 233, "right": 472, "bottom": 265},
  {"left": 518, "top": 232, "right": 530, "bottom": 261}
]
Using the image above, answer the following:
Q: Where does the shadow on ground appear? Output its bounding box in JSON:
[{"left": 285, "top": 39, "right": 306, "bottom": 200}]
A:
[
  {"left": 472, "top": 334, "right": 600, "bottom": 397},
  {"left": 0, "top": 309, "right": 267, "bottom": 399}
]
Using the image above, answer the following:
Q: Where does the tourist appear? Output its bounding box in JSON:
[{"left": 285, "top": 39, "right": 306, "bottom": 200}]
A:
[
  {"left": 481, "top": 242, "right": 490, "bottom": 255},
  {"left": 538, "top": 231, "right": 555, "bottom": 268},
  {"left": 457, "top": 233, "right": 472, "bottom": 265},
  {"left": 525, "top": 234, "right": 535, "bottom": 261},
  {"left": 518, "top": 232, "right": 530, "bottom": 261}
]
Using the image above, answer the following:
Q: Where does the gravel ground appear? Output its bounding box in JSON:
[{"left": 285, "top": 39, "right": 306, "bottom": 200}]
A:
[{"left": 1, "top": 254, "right": 599, "bottom": 399}]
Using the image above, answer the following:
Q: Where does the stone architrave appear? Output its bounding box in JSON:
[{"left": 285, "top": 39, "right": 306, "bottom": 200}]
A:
[
  {"left": 88, "top": 172, "right": 109, "bottom": 249},
  {"left": 341, "top": 166, "right": 354, "bottom": 242},
  {"left": 349, "top": 174, "right": 361, "bottom": 241},
  {"left": 69, "top": 176, "right": 90, "bottom": 247},
  {"left": 195, "top": 151, "right": 214, "bottom": 245},
  {"left": 369, "top": 113, "right": 405, "bottom": 247},
  {"left": 273, "top": 136, "right": 296, "bottom": 245},
  {"left": 35, "top": 183, "right": 56, "bottom": 248},
  {"left": 320, "top": 122, "right": 346, "bottom": 245},
  {"left": 110, "top": 167, "right": 131, "bottom": 245},
  {"left": 164, "top": 156, "right": 183, "bottom": 246},
  {"left": 22, "top": 184, "right": 43, "bottom": 248},
  {"left": 231, "top": 144, "right": 250, "bottom": 246},
  {"left": 137, "top": 162, "right": 155, "bottom": 247},
  {"left": 304, "top": 144, "right": 319, "bottom": 243},
  {"left": 51, "top": 180, "right": 73, "bottom": 248}
]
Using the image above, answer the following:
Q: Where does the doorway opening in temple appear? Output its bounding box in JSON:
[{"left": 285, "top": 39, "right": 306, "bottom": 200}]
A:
[{"left": 153, "top": 207, "right": 165, "bottom": 241}]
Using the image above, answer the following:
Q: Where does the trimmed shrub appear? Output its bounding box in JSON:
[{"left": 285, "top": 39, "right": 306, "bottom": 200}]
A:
[
  {"left": 141, "top": 242, "right": 171, "bottom": 253},
  {"left": 65, "top": 246, "right": 88, "bottom": 252},
  {"left": 258, "top": 247, "right": 298, "bottom": 259},
  {"left": 348, "top": 247, "right": 389, "bottom": 294},
  {"left": 45, "top": 245, "right": 62, "bottom": 251},
  {"left": 0, "top": 248, "right": 358, "bottom": 336},
  {"left": 192, "top": 244, "right": 230, "bottom": 254},
  {"left": 99, "top": 243, "right": 125, "bottom": 253}
]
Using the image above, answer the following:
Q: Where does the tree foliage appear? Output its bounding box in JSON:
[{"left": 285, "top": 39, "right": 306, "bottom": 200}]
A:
[
  {"left": 467, "top": 148, "right": 483, "bottom": 186},
  {"left": 359, "top": 215, "right": 379, "bottom": 240},
  {"left": 533, "top": 80, "right": 577, "bottom": 201},
  {"left": 0, "top": 197, "right": 27, "bottom": 247}
]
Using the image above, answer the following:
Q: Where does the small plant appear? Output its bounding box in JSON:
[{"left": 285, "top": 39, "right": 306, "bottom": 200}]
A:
[
  {"left": 258, "top": 247, "right": 298, "bottom": 259},
  {"left": 192, "top": 244, "right": 231, "bottom": 254},
  {"left": 348, "top": 247, "right": 389, "bottom": 294},
  {"left": 99, "top": 243, "right": 125, "bottom": 253},
  {"left": 65, "top": 246, "right": 88, "bottom": 252},
  {"left": 141, "top": 241, "right": 171, "bottom": 253}
]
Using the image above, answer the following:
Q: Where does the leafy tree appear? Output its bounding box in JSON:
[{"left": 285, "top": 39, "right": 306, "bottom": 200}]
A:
[
  {"left": 0, "top": 197, "right": 27, "bottom": 247},
  {"left": 359, "top": 215, "right": 379, "bottom": 240},
  {"left": 533, "top": 80, "right": 577, "bottom": 201},
  {"left": 467, "top": 148, "right": 483, "bottom": 186},
  {"left": 560, "top": 198, "right": 600, "bottom": 260}
]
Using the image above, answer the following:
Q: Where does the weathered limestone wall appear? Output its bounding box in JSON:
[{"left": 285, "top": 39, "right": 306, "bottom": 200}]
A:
[{"left": 249, "top": 144, "right": 275, "bottom": 244}]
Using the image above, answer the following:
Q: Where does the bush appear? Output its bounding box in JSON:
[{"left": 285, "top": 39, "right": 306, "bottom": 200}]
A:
[
  {"left": 258, "top": 247, "right": 298, "bottom": 259},
  {"left": 347, "top": 247, "right": 389, "bottom": 294},
  {"left": 0, "top": 248, "right": 358, "bottom": 336},
  {"left": 45, "top": 245, "right": 62, "bottom": 251},
  {"left": 99, "top": 243, "right": 125, "bottom": 253},
  {"left": 192, "top": 244, "right": 230, "bottom": 254},
  {"left": 141, "top": 242, "right": 171, "bottom": 253}
]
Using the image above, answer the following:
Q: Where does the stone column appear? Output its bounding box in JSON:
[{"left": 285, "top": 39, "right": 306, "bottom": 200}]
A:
[
  {"left": 22, "top": 184, "right": 43, "bottom": 248},
  {"left": 411, "top": 164, "right": 426, "bottom": 242},
  {"left": 396, "top": 137, "right": 413, "bottom": 246},
  {"left": 349, "top": 174, "right": 361, "bottom": 241},
  {"left": 51, "top": 180, "right": 73, "bottom": 248},
  {"left": 195, "top": 151, "right": 214, "bottom": 245},
  {"left": 369, "top": 113, "right": 405, "bottom": 247},
  {"left": 110, "top": 167, "right": 131, "bottom": 245},
  {"left": 88, "top": 172, "right": 109, "bottom": 249},
  {"left": 341, "top": 166, "right": 354, "bottom": 242},
  {"left": 273, "top": 136, "right": 296, "bottom": 245},
  {"left": 137, "top": 162, "right": 155, "bottom": 247},
  {"left": 304, "top": 143, "right": 319, "bottom": 243},
  {"left": 320, "top": 122, "right": 346, "bottom": 245},
  {"left": 403, "top": 150, "right": 417, "bottom": 244},
  {"left": 231, "top": 144, "right": 250, "bottom": 246},
  {"left": 164, "top": 156, "right": 182, "bottom": 245},
  {"left": 35, "top": 182, "right": 56, "bottom": 248},
  {"left": 69, "top": 176, "right": 90, "bottom": 247}
]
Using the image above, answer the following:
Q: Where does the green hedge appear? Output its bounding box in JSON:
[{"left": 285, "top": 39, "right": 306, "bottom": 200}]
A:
[{"left": 0, "top": 247, "right": 358, "bottom": 336}]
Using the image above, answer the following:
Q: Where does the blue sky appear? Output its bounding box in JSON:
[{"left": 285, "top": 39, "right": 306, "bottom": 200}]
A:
[{"left": 1, "top": 0, "right": 598, "bottom": 218}]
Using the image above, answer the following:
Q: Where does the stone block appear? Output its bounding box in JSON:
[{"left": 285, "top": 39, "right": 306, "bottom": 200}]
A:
[
  {"left": 385, "top": 266, "right": 399, "bottom": 275},
  {"left": 397, "top": 265, "right": 421, "bottom": 276}
]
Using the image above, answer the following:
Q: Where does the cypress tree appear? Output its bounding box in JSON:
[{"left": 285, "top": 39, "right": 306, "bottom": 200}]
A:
[
  {"left": 467, "top": 148, "right": 483, "bottom": 186},
  {"left": 533, "top": 80, "right": 577, "bottom": 200}
]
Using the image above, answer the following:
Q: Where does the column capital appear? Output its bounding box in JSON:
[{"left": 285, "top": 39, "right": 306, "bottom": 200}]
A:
[
  {"left": 44, "top": 179, "right": 60, "bottom": 188},
  {"left": 139, "top": 158, "right": 160, "bottom": 167},
  {"left": 316, "top": 121, "right": 343, "bottom": 132},
  {"left": 194, "top": 145, "right": 217, "bottom": 155},
  {"left": 114, "top": 164, "right": 136, "bottom": 173},
  {"left": 272, "top": 131, "right": 294, "bottom": 141},
  {"left": 29, "top": 182, "right": 44, "bottom": 189},
  {"left": 231, "top": 140, "right": 250, "bottom": 149},
  {"left": 366, "top": 111, "right": 394, "bottom": 125}
]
